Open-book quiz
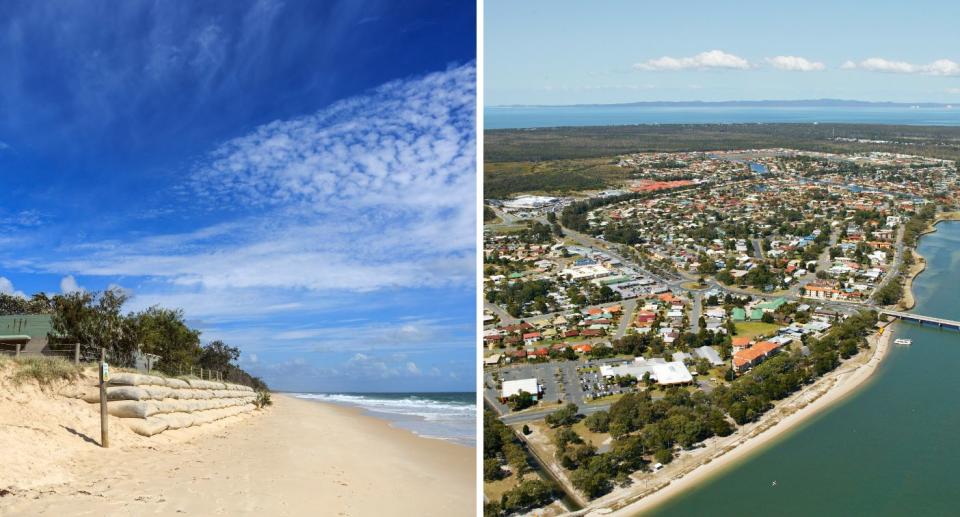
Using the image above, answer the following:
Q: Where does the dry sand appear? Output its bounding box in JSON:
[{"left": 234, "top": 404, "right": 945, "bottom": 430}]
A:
[
  {"left": 584, "top": 328, "right": 894, "bottom": 516},
  {"left": 1, "top": 383, "right": 474, "bottom": 516}
]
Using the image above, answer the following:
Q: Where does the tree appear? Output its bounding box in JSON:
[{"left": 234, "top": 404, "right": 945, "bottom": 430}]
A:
[
  {"left": 199, "top": 340, "right": 241, "bottom": 373},
  {"left": 507, "top": 390, "right": 537, "bottom": 411},
  {"left": 129, "top": 306, "right": 202, "bottom": 375},
  {"left": 584, "top": 411, "right": 610, "bottom": 433},
  {"left": 522, "top": 424, "right": 531, "bottom": 435},
  {"left": 51, "top": 288, "right": 138, "bottom": 364},
  {"left": 484, "top": 458, "right": 505, "bottom": 481},
  {"left": 545, "top": 403, "right": 579, "bottom": 427}
]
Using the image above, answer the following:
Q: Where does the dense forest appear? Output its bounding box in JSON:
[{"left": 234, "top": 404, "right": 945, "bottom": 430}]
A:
[{"left": 485, "top": 123, "right": 960, "bottom": 163}]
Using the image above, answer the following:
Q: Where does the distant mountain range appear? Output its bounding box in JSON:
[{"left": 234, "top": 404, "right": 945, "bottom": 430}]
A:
[{"left": 492, "top": 99, "right": 954, "bottom": 109}]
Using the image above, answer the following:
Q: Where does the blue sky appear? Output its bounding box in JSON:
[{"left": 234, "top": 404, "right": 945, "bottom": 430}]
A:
[
  {"left": 486, "top": 0, "right": 960, "bottom": 105},
  {"left": 0, "top": 1, "right": 476, "bottom": 393}
]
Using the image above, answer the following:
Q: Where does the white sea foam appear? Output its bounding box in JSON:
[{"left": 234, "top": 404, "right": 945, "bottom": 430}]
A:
[{"left": 293, "top": 393, "right": 476, "bottom": 446}]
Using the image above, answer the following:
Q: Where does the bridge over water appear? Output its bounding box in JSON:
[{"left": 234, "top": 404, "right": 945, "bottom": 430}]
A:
[{"left": 879, "top": 309, "right": 960, "bottom": 331}]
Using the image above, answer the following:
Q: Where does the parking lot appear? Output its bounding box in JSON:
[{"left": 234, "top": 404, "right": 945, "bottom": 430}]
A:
[{"left": 485, "top": 357, "right": 648, "bottom": 415}]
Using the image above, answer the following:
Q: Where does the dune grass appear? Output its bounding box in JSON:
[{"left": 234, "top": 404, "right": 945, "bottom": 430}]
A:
[{"left": 4, "top": 356, "right": 83, "bottom": 386}]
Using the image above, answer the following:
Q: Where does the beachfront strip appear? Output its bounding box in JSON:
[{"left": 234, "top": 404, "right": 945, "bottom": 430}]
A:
[{"left": 482, "top": 148, "right": 957, "bottom": 516}]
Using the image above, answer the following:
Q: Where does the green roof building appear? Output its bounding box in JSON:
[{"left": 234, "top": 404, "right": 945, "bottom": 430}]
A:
[
  {"left": 0, "top": 314, "right": 54, "bottom": 354},
  {"left": 731, "top": 308, "right": 746, "bottom": 321},
  {"left": 749, "top": 308, "right": 765, "bottom": 321},
  {"left": 756, "top": 297, "right": 787, "bottom": 311}
]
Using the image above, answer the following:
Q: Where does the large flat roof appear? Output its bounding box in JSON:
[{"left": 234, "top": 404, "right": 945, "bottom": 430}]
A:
[{"left": 501, "top": 378, "right": 540, "bottom": 399}]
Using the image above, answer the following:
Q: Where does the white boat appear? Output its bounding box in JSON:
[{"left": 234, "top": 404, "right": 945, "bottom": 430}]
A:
[{"left": 894, "top": 338, "right": 912, "bottom": 345}]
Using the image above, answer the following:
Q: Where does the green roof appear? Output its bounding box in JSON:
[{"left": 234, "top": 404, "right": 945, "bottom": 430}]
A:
[
  {"left": 731, "top": 308, "right": 746, "bottom": 321},
  {"left": 750, "top": 308, "right": 765, "bottom": 320},
  {"left": 756, "top": 297, "right": 787, "bottom": 310},
  {"left": 0, "top": 314, "right": 54, "bottom": 339}
]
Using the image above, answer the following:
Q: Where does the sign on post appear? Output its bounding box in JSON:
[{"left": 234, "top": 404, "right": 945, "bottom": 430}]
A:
[{"left": 99, "top": 348, "right": 109, "bottom": 448}]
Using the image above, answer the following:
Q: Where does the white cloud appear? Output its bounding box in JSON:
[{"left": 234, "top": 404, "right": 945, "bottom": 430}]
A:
[
  {"left": 18, "top": 63, "right": 477, "bottom": 321},
  {"left": 766, "top": 56, "right": 825, "bottom": 72},
  {"left": 946, "top": 88, "right": 960, "bottom": 94},
  {"left": 842, "top": 57, "right": 960, "bottom": 76},
  {"left": 634, "top": 50, "right": 750, "bottom": 71},
  {"left": 0, "top": 276, "right": 26, "bottom": 298},
  {"left": 405, "top": 361, "right": 420, "bottom": 375},
  {"left": 60, "top": 275, "right": 83, "bottom": 294}
]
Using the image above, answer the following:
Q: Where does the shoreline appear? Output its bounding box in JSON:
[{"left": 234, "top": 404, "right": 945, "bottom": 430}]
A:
[
  {"left": 3, "top": 393, "right": 475, "bottom": 516},
  {"left": 586, "top": 324, "right": 894, "bottom": 516},
  {"left": 898, "top": 212, "right": 957, "bottom": 310},
  {"left": 290, "top": 392, "right": 477, "bottom": 448},
  {"left": 591, "top": 215, "right": 960, "bottom": 516}
]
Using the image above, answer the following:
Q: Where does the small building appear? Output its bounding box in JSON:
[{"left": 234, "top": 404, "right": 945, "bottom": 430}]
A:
[
  {"left": 500, "top": 378, "right": 542, "bottom": 402},
  {"left": 693, "top": 346, "right": 725, "bottom": 367}
]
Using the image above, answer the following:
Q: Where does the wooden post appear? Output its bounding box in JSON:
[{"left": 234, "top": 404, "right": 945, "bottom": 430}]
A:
[
  {"left": 15, "top": 343, "right": 20, "bottom": 358},
  {"left": 99, "top": 348, "right": 109, "bottom": 448},
  {"left": 74, "top": 343, "right": 80, "bottom": 365}
]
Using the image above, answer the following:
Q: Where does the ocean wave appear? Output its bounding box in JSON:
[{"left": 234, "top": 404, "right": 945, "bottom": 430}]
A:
[{"left": 293, "top": 393, "right": 476, "bottom": 422}]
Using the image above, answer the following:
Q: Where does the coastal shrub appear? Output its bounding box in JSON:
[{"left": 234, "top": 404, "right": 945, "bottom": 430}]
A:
[
  {"left": 254, "top": 390, "right": 272, "bottom": 408},
  {"left": 10, "top": 357, "right": 82, "bottom": 386},
  {"left": 654, "top": 448, "right": 673, "bottom": 465},
  {"left": 499, "top": 479, "right": 556, "bottom": 515},
  {"left": 584, "top": 411, "right": 610, "bottom": 433},
  {"left": 483, "top": 458, "right": 505, "bottom": 481},
  {"left": 544, "top": 403, "right": 579, "bottom": 427},
  {"left": 507, "top": 390, "right": 536, "bottom": 411}
]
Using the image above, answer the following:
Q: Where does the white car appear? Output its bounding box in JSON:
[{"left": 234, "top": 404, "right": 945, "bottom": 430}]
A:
[{"left": 652, "top": 463, "right": 664, "bottom": 472}]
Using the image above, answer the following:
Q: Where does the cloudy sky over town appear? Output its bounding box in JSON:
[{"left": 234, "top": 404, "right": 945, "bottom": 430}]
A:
[
  {"left": 486, "top": 0, "right": 960, "bottom": 105},
  {"left": 0, "top": 0, "right": 476, "bottom": 392}
]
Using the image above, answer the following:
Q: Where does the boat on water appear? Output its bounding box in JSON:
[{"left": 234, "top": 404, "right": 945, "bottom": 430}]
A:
[{"left": 894, "top": 338, "right": 913, "bottom": 345}]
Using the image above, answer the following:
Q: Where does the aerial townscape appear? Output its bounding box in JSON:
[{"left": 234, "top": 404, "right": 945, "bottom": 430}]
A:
[{"left": 482, "top": 124, "right": 960, "bottom": 516}]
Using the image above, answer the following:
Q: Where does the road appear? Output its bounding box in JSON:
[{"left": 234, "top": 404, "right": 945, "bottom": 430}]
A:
[
  {"left": 690, "top": 292, "right": 702, "bottom": 333},
  {"left": 751, "top": 237, "right": 765, "bottom": 260},
  {"left": 614, "top": 298, "right": 638, "bottom": 339}
]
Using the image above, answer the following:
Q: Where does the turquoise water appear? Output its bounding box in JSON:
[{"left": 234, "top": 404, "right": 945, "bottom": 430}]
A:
[
  {"left": 485, "top": 106, "right": 960, "bottom": 129},
  {"left": 649, "top": 222, "right": 960, "bottom": 516}
]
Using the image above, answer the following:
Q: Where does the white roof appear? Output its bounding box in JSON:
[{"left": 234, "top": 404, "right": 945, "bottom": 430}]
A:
[
  {"left": 600, "top": 360, "right": 692, "bottom": 385},
  {"left": 484, "top": 354, "right": 502, "bottom": 365},
  {"left": 501, "top": 378, "right": 539, "bottom": 399}
]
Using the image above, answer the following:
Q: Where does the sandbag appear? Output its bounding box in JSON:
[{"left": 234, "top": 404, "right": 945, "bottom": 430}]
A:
[
  {"left": 164, "top": 378, "right": 191, "bottom": 389},
  {"left": 127, "top": 419, "right": 169, "bottom": 437},
  {"left": 108, "top": 372, "right": 167, "bottom": 387}
]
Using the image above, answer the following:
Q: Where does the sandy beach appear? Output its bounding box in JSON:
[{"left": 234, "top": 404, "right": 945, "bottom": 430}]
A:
[
  {"left": 1, "top": 391, "right": 474, "bottom": 516},
  {"left": 585, "top": 328, "right": 894, "bottom": 516}
]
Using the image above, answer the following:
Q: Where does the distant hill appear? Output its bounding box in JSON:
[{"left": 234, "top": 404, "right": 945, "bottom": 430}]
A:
[{"left": 492, "top": 99, "right": 953, "bottom": 109}]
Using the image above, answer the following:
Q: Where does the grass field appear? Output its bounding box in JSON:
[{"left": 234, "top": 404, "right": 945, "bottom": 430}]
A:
[{"left": 733, "top": 321, "right": 783, "bottom": 340}]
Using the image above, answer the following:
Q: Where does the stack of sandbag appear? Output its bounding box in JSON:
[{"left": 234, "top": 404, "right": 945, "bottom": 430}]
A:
[{"left": 79, "top": 372, "right": 257, "bottom": 437}]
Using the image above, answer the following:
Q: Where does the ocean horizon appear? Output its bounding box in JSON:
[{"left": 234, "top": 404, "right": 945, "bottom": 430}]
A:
[
  {"left": 485, "top": 105, "right": 960, "bottom": 129},
  {"left": 291, "top": 391, "right": 476, "bottom": 447}
]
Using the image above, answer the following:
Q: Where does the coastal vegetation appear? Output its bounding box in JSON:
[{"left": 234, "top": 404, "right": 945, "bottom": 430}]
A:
[
  {"left": 486, "top": 124, "right": 960, "bottom": 164},
  {"left": 483, "top": 410, "right": 559, "bottom": 516},
  {"left": 0, "top": 356, "right": 83, "bottom": 386},
  {"left": 0, "top": 289, "right": 266, "bottom": 390},
  {"left": 541, "top": 310, "right": 878, "bottom": 500}
]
